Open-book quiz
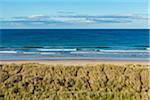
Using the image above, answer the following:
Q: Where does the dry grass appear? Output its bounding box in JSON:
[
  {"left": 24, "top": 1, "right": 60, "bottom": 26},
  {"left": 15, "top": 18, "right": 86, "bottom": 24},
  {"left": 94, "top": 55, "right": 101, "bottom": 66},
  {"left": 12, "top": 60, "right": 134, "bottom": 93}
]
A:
[{"left": 0, "top": 63, "right": 149, "bottom": 100}]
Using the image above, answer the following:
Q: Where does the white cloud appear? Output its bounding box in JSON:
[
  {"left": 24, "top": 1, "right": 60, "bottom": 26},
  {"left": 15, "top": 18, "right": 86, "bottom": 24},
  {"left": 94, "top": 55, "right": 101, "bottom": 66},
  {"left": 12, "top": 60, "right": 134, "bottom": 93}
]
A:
[{"left": 0, "top": 13, "right": 149, "bottom": 27}]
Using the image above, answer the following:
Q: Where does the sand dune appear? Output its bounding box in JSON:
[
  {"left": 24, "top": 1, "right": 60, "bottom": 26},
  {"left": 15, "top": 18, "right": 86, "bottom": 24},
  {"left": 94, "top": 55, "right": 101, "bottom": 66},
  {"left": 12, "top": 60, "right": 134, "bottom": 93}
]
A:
[{"left": 0, "top": 63, "right": 149, "bottom": 100}]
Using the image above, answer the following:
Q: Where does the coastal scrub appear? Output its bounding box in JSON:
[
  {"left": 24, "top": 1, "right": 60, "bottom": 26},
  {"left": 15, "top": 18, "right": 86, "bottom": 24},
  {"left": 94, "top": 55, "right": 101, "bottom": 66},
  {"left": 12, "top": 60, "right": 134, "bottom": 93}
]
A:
[{"left": 0, "top": 63, "right": 149, "bottom": 100}]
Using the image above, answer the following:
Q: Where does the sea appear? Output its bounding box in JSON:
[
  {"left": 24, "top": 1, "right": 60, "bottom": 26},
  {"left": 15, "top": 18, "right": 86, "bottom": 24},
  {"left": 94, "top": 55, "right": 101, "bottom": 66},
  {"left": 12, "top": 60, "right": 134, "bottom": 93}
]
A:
[{"left": 0, "top": 29, "right": 149, "bottom": 60}]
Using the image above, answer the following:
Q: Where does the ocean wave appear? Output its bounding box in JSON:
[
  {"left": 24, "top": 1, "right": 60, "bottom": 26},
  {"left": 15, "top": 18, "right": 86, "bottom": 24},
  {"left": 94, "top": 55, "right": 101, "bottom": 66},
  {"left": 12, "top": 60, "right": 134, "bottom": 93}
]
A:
[
  {"left": 0, "top": 49, "right": 149, "bottom": 54},
  {"left": 37, "top": 48, "right": 77, "bottom": 52},
  {"left": 146, "top": 48, "right": 150, "bottom": 50},
  {"left": 0, "top": 51, "right": 17, "bottom": 54},
  {"left": 70, "top": 50, "right": 150, "bottom": 54},
  {"left": 23, "top": 46, "right": 44, "bottom": 48},
  {"left": 99, "top": 50, "right": 150, "bottom": 53},
  {"left": 22, "top": 52, "right": 39, "bottom": 54},
  {"left": 39, "top": 52, "right": 56, "bottom": 55},
  {"left": 20, "top": 52, "right": 56, "bottom": 55},
  {"left": 70, "top": 51, "right": 99, "bottom": 54}
]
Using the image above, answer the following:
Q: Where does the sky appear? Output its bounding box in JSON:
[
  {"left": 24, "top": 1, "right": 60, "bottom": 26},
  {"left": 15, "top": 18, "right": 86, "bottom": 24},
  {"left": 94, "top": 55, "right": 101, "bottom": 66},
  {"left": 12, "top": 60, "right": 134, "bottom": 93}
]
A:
[{"left": 0, "top": 0, "right": 149, "bottom": 29}]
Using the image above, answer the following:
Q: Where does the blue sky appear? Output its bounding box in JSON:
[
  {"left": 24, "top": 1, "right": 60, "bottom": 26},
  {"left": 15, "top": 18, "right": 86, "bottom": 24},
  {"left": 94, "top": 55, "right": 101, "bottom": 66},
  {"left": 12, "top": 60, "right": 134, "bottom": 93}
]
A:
[{"left": 0, "top": 0, "right": 149, "bottom": 29}]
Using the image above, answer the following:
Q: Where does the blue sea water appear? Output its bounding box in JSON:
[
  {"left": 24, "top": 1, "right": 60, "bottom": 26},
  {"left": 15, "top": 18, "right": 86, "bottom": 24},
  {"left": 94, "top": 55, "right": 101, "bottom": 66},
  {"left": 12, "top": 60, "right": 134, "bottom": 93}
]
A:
[{"left": 0, "top": 29, "right": 149, "bottom": 60}]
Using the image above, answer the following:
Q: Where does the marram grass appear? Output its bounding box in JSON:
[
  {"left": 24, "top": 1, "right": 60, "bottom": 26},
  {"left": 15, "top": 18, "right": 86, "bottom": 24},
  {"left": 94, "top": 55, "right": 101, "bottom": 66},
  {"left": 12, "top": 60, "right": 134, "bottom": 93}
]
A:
[{"left": 0, "top": 63, "right": 149, "bottom": 100}]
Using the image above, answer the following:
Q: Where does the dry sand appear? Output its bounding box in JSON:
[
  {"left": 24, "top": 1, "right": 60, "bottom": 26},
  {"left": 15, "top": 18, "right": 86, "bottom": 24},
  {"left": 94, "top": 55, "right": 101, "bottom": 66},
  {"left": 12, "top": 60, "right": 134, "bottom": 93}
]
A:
[{"left": 0, "top": 59, "right": 149, "bottom": 65}]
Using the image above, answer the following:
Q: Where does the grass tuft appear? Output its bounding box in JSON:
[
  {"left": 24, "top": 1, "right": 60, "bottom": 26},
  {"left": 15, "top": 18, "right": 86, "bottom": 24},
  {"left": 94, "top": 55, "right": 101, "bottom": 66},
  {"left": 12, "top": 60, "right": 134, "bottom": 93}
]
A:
[{"left": 0, "top": 63, "right": 149, "bottom": 100}]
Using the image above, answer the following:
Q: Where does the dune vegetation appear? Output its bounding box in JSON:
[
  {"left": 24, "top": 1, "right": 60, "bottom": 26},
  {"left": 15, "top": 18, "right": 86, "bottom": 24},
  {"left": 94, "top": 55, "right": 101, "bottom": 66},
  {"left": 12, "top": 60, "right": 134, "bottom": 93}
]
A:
[{"left": 0, "top": 63, "right": 149, "bottom": 100}]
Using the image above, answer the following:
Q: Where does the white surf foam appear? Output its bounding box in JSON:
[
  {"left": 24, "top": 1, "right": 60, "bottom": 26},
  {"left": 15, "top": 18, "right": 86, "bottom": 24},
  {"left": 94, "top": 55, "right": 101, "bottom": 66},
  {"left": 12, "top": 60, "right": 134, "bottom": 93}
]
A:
[
  {"left": 37, "top": 48, "right": 77, "bottom": 52},
  {"left": 99, "top": 50, "right": 150, "bottom": 53},
  {"left": 40, "top": 52, "right": 56, "bottom": 55},
  {"left": 146, "top": 47, "right": 150, "bottom": 50},
  {"left": 70, "top": 51, "right": 98, "bottom": 54},
  {"left": 22, "top": 52, "right": 39, "bottom": 54},
  {"left": 0, "top": 51, "right": 17, "bottom": 54}
]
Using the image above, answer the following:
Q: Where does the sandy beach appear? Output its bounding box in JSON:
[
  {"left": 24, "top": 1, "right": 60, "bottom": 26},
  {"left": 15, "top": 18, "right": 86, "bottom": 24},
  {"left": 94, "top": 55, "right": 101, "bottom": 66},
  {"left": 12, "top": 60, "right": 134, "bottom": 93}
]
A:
[{"left": 0, "top": 59, "right": 149, "bottom": 65}]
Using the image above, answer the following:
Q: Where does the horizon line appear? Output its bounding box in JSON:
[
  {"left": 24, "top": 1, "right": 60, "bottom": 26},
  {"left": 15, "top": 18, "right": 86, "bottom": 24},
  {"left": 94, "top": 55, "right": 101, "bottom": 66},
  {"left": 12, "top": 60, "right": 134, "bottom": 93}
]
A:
[{"left": 0, "top": 28, "right": 149, "bottom": 30}]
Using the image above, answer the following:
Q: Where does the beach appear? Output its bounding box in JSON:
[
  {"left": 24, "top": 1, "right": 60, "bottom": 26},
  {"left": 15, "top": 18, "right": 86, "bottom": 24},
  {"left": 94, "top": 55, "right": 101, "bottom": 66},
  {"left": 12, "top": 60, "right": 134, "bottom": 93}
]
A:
[{"left": 0, "top": 59, "right": 149, "bottom": 65}]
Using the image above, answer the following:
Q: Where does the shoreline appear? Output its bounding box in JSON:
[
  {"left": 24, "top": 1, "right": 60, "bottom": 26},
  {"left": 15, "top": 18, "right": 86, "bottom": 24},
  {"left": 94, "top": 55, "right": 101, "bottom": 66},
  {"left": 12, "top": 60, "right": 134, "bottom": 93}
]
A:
[{"left": 1, "top": 59, "right": 149, "bottom": 65}]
